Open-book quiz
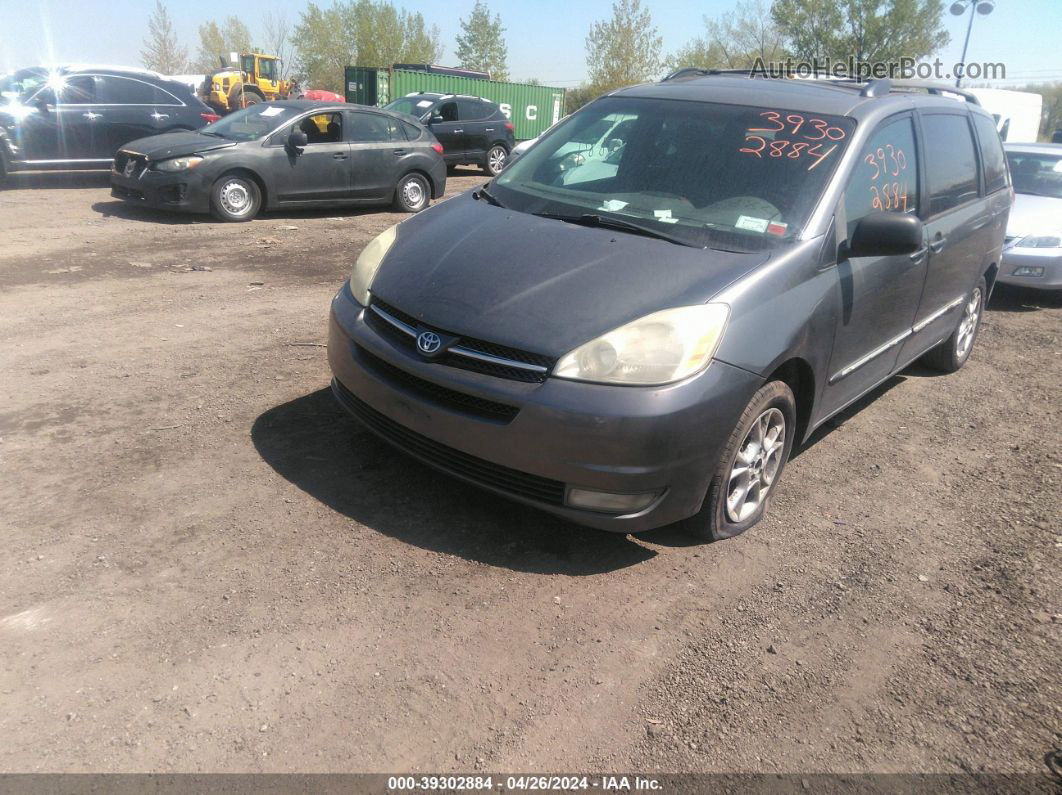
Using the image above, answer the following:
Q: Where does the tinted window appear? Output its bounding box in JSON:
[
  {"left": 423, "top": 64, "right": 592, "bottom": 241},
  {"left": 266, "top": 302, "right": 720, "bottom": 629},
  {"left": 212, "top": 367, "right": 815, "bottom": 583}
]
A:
[
  {"left": 844, "top": 116, "right": 919, "bottom": 239},
  {"left": 50, "top": 75, "right": 96, "bottom": 104},
  {"left": 100, "top": 76, "right": 157, "bottom": 104},
  {"left": 259, "top": 59, "right": 277, "bottom": 81},
  {"left": 436, "top": 101, "right": 458, "bottom": 122},
  {"left": 972, "top": 113, "right": 1008, "bottom": 194},
  {"left": 922, "top": 113, "right": 979, "bottom": 214},
  {"left": 1006, "top": 151, "right": 1062, "bottom": 199},
  {"left": 348, "top": 112, "right": 391, "bottom": 142},
  {"left": 458, "top": 98, "right": 484, "bottom": 120},
  {"left": 383, "top": 96, "right": 437, "bottom": 117},
  {"left": 298, "top": 112, "right": 342, "bottom": 144},
  {"left": 495, "top": 96, "right": 857, "bottom": 250},
  {"left": 400, "top": 120, "right": 422, "bottom": 140}
]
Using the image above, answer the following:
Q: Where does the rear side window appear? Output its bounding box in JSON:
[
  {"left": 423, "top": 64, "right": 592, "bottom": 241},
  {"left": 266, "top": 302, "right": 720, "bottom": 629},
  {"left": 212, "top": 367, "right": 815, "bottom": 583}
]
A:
[
  {"left": 458, "top": 98, "right": 485, "bottom": 120},
  {"left": 843, "top": 116, "right": 919, "bottom": 239},
  {"left": 55, "top": 75, "right": 97, "bottom": 104},
  {"left": 348, "top": 112, "right": 392, "bottom": 142},
  {"left": 972, "top": 113, "right": 1008, "bottom": 193},
  {"left": 921, "top": 113, "right": 980, "bottom": 214},
  {"left": 399, "top": 120, "right": 422, "bottom": 140},
  {"left": 99, "top": 76, "right": 158, "bottom": 105}
]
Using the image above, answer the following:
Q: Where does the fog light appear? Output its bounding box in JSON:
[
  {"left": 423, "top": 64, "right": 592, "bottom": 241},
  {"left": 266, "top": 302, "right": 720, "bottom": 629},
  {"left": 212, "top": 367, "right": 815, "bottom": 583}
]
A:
[
  {"left": 1012, "top": 266, "right": 1045, "bottom": 277},
  {"left": 566, "top": 487, "right": 660, "bottom": 514}
]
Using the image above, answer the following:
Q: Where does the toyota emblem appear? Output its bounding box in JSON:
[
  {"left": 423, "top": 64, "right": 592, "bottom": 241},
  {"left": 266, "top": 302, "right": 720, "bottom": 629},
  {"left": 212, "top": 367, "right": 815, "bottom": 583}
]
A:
[{"left": 416, "top": 330, "right": 442, "bottom": 355}]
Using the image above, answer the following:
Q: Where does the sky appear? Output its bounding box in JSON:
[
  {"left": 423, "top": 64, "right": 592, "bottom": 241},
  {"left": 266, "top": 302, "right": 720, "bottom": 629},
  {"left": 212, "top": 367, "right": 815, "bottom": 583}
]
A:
[{"left": 1, "top": 0, "right": 1061, "bottom": 87}]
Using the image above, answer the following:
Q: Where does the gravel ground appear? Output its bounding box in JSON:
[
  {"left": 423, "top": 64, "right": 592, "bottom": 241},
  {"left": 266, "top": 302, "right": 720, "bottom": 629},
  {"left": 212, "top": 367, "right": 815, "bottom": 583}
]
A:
[{"left": 0, "top": 169, "right": 1058, "bottom": 779}]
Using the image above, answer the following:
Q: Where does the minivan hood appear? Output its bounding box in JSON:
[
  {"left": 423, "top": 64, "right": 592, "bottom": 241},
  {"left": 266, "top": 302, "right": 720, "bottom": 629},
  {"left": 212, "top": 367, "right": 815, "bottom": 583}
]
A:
[
  {"left": 369, "top": 192, "right": 771, "bottom": 358},
  {"left": 121, "top": 131, "right": 236, "bottom": 160}
]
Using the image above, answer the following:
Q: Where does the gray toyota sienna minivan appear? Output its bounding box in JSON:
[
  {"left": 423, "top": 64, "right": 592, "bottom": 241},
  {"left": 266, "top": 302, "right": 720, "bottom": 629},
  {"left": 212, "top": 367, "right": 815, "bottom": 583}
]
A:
[{"left": 327, "top": 72, "right": 1011, "bottom": 541}]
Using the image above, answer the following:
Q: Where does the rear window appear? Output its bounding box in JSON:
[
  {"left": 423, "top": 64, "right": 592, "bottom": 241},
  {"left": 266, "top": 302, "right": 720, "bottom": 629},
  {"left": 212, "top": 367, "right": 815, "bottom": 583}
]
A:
[
  {"left": 1006, "top": 151, "right": 1062, "bottom": 199},
  {"left": 458, "top": 98, "right": 486, "bottom": 119},
  {"left": 971, "top": 113, "right": 1008, "bottom": 194},
  {"left": 921, "top": 113, "right": 980, "bottom": 214}
]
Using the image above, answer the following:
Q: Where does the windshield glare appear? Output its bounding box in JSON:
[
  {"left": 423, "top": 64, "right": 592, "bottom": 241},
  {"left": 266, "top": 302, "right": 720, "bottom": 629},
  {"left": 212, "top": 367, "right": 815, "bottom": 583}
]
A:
[
  {"left": 1, "top": 69, "right": 47, "bottom": 102},
  {"left": 494, "top": 96, "right": 856, "bottom": 250},
  {"left": 201, "top": 104, "right": 303, "bottom": 141},
  {"left": 384, "top": 97, "right": 433, "bottom": 118},
  {"left": 1006, "top": 152, "right": 1062, "bottom": 199}
]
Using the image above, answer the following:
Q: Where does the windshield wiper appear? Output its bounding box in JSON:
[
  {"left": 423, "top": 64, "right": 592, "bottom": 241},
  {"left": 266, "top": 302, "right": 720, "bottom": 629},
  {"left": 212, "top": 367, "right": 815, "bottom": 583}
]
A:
[
  {"left": 473, "top": 184, "right": 505, "bottom": 208},
  {"left": 532, "top": 212, "right": 702, "bottom": 248},
  {"left": 200, "top": 130, "right": 227, "bottom": 138}
]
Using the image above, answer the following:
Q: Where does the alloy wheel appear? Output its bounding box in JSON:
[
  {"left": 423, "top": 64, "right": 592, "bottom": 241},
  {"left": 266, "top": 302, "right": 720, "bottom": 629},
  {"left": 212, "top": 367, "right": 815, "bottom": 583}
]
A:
[
  {"left": 956, "top": 287, "right": 981, "bottom": 359},
  {"left": 726, "top": 408, "right": 786, "bottom": 523},
  {"left": 488, "top": 146, "right": 507, "bottom": 174}
]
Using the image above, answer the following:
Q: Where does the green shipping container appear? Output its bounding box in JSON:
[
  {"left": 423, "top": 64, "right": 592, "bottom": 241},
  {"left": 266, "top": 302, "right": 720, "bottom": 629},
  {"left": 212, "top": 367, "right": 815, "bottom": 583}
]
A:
[{"left": 344, "top": 66, "right": 565, "bottom": 140}]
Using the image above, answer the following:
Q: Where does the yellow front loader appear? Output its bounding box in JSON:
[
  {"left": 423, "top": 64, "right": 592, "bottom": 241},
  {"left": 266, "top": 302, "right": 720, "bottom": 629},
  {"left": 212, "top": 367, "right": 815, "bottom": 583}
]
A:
[{"left": 199, "top": 53, "right": 293, "bottom": 115}]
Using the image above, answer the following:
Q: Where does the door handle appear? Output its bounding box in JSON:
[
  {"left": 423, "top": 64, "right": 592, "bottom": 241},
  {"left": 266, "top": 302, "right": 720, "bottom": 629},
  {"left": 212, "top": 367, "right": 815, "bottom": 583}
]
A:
[
  {"left": 392, "top": 148, "right": 408, "bottom": 156},
  {"left": 909, "top": 246, "right": 929, "bottom": 263},
  {"left": 333, "top": 152, "right": 348, "bottom": 160},
  {"left": 82, "top": 112, "right": 102, "bottom": 120},
  {"left": 929, "top": 237, "right": 947, "bottom": 253},
  {"left": 453, "top": 128, "right": 464, "bottom": 133},
  {"left": 970, "top": 216, "right": 991, "bottom": 231}
]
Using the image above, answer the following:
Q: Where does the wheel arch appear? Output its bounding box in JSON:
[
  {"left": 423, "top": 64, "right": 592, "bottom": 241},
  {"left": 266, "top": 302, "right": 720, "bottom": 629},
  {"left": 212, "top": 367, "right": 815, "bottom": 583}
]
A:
[
  {"left": 214, "top": 166, "right": 269, "bottom": 208},
  {"left": 764, "top": 357, "right": 816, "bottom": 445},
  {"left": 983, "top": 260, "right": 999, "bottom": 300}
]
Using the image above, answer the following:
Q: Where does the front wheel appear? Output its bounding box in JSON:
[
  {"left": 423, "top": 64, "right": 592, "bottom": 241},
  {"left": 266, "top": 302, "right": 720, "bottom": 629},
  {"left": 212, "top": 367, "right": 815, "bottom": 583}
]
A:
[
  {"left": 677, "top": 380, "right": 797, "bottom": 542},
  {"left": 921, "top": 277, "right": 985, "bottom": 373},
  {"left": 209, "top": 174, "right": 261, "bottom": 222},
  {"left": 393, "top": 172, "right": 430, "bottom": 213},
  {"left": 483, "top": 145, "right": 508, "bottom": 175}
]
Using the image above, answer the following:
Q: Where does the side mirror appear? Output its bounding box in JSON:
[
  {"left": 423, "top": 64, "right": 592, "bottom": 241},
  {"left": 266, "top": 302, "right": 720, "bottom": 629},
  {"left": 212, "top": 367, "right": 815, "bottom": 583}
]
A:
[
  {"left": 288, "top": 129, "right": 308, "bottom": 150},
  {"left": 848, "top": 211, "right": 923, "bottom": 258},
  {"left": 429, "top": 113, "right": 443, "bottom": 125}
]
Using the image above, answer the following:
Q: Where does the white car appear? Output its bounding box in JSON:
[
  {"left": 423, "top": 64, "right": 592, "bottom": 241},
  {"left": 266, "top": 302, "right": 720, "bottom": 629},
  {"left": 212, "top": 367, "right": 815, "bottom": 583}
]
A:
[{"left": 1001, "top": 143, "right": 1062, "bottom": 290}]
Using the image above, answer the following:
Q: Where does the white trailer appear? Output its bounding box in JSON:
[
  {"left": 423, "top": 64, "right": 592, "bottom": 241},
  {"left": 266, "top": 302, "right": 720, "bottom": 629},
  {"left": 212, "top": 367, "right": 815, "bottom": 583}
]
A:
[{"left": 969, "top": 88, "right": 1043, "bottom": 143}]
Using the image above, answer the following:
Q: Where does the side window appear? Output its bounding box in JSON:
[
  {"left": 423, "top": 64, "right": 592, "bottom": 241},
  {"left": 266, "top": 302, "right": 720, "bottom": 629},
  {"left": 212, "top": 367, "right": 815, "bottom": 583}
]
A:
[
  {"left": 972, "top": 113, "right": 1008, "bottom": 194},
  {"left": 348, "top": 112, "right": 391, "bottom": 143},
  {"left": 259, "top": 59, "right": 276, "bottom": 81},
  {"left": 400, "top": 120, "right": 422, "bottom": 140},
  {"left": 843, "top": 116, "right": 919, "bottom": 240},
  {"left": 458, "top": 98, "right": 483, "bottom": 120},
  {"left": 436, "top": 101, "right": 458, "bottom": 122},
  {"left": 56, "top": 75, "right": 97, "bottom": 105},
  {"left": 99, "top": 76, "right": 157, "bottom": 105},
  {"left": 297, "top": 112, "right": 343, "bottom": 144},
  {"left": 921, "top": 113, "right": 980, "bottom": 214}
]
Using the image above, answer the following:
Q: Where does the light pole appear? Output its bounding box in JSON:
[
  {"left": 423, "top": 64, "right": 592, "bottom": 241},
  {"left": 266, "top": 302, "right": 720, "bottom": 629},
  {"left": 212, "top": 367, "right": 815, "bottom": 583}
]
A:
[{"left": 950, "top": 0, "right": 996, "bottom": 87}]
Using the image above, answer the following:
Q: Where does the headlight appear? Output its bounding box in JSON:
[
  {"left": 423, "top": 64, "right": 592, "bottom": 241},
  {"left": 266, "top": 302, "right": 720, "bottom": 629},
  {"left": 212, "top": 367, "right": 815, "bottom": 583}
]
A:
[
  {"left": 554, "top": 304, "right": 730, "bottom": 386},
  {"left": 1015, "top": 234, "right": 1062, "bottom": 249},
  {"left": 350, "top": 224, "right": 398, "bottom": 305},
  {"left": 153, "top": 156, "right": 204, "bottom": 172}
]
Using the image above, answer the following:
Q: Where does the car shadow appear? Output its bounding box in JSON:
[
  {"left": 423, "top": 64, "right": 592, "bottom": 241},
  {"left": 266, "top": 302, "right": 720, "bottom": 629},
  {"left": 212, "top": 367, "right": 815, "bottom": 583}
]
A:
[
  {"left": 91, "top": 198, "right": 414, "bottom": 225},
  {"left": 3, "top": 170, "right": 111, "bottom": 189},
  {"left": 988, "top": 283, "right": 1062, "bottom": 312},
  {"left": 791, "top": 374, "right": 907, "bottom": 459},
  {"left": 251, "top": 388, "right": 657, "bottom": 575}
]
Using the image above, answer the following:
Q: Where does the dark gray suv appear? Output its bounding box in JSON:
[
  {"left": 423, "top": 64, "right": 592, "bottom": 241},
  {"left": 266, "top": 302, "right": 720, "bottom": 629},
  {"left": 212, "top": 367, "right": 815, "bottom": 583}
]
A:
[{"left": 327, "top": 73, "right": 1011, "bottom": 541}]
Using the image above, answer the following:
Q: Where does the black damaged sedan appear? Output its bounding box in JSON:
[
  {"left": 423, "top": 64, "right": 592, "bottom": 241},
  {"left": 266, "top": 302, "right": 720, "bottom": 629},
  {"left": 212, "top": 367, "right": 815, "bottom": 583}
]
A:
[{"left": 110, "top": 101, "right": 447, "bottom": 221}]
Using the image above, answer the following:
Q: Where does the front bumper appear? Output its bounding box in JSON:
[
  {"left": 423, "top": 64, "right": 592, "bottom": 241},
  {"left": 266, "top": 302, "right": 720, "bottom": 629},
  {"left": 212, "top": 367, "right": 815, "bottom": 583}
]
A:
[
  {"left": 110, "top": 163, "right": 212, "bottom": 214},
  {"left": 326, "top": 284, "right": 761, "bottom": 533},
  {"left": 999, "top": 247, "right": 1062, "bottom": 290}
]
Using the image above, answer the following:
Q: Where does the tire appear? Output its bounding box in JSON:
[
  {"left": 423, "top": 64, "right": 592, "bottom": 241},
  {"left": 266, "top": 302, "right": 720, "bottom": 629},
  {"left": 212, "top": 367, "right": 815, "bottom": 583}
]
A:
[
  {"left": 920, "top": 277, "right": 986, "bottom": 373},
  {"left": 233, "top": 87, "right": 261, "bottom": 109},
  {"left": 483, "top": 144, "right": 508, "bottom": 175},
  {"left": 676, "top": 380, "right": 797, "bottom": 542},
  {"left": 393, "top": 172, "right": 430, "bottom": 213},
  {"left": 209, "top": 173, "right": 262, "bottom": 222}
]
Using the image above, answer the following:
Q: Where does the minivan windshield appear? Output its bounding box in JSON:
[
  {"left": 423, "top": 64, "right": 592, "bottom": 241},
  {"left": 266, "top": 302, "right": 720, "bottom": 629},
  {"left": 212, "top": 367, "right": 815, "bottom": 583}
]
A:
[
  {"left": 494, "top": 96, "right": 856, "bottom": 250},
  {"left": 200, "top": 104, "right": 304, "bottom": 141},
  {"left": 1006, "top": 151, "right": 1062, "bottom": 199}
]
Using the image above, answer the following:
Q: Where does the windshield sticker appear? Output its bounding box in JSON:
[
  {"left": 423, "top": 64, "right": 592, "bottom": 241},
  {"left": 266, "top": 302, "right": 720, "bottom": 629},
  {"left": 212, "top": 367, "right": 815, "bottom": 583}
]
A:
[
  {"left": 739, "top": 111, "right": 847, "bottom": 171},
  {"left": 653, "top": 209, "right": 678, "bottom": 224},
  {"left": 766, "top": 222, "right": 788, "bottom": 236},
  {"left": 736, "top": 215, "right": 769, "bottom": 233},
  {"left": 416, "top": 100, "right": 433, "bottom": 108},
  {"left": 259, "top": 106, "right": 285, "bottom": 117},
  {"left": 599, "top": 199, "right": 628, "bottom": 212}
]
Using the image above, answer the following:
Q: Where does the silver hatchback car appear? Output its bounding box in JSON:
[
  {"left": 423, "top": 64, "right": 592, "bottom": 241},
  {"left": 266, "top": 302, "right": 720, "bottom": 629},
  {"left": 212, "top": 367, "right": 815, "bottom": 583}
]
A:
[{"left": 1001, "top": 143, "right": 1062, "bottom": 290}]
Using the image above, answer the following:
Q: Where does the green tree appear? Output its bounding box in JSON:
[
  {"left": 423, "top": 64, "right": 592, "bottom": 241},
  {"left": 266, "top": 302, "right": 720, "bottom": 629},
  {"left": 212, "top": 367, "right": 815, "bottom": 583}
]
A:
[
  {"left": 455, "top": 1, "right": 509, "bottom": 80},
  {"left": 140, "top": 0, "right": 189, "bottom": 74},
  {"left": 223, "top": 16, "right": 253, "bottom": 54},
  {"left": 194, "top": 21, "right": 226, "bottom": 73},
  {"left": 293, "top": 1, "right": 442, "bottom": 93},
  {"left": 585, "top": 0, "right": 662, "bottom": 94},
  {"left": 770, "top": 0, "right": 950, "bottom": 65},
  {"left": 1018, "top": 81, "right": 1062, "bottom": 141},
  {"left": 263, "top": 10, "right": 296, "bottom": 80},
  {"left": 669, "top": 0, "right": 785, "bottom": 71},
  {"left": 565, "top": 84, "right": 599, "bottom": 114}
]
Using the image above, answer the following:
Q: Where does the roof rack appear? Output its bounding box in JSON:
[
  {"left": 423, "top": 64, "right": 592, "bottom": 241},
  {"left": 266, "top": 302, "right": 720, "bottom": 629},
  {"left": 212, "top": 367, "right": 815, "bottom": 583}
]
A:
[{"left": 659, "top": 67, "right": 980, "bottom": 105}]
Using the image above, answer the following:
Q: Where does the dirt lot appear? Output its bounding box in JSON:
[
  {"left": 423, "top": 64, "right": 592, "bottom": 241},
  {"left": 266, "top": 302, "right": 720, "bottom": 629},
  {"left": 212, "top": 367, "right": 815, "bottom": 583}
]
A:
[{"left": 0, "top": 169, "right": 1059, "bottom": 778}]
